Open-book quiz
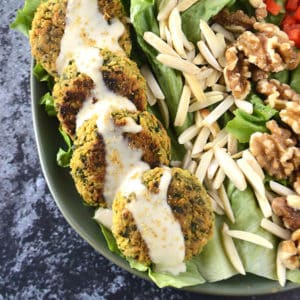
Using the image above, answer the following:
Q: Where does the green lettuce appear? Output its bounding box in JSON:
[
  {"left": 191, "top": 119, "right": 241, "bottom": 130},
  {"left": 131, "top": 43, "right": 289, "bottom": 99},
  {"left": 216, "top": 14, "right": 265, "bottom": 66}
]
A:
[
  {"left": 33, "top": 63, "right": 54, "bottom": 89},
  {"left": 195, "top": 216, "right": 238, "bottom": 282},
  {"left": 131, "top": 0, "right": 194, "bottom": 138},
  {"left": 57, "top": 128, "right": 73, "bottom": 168},
  {"left": 11, "top": 0, "right": 45, "bottom": 36},
  {"left": 40, "top": 92, "right": 56, "bottom": 117},
  {"left": 181, "top": 0, "right": 235, "bottom": 44},
  {"left": 227, "top": 183, "right": 278, "bottom": 280},
  {"left": 99, "top": 224, "right": 205, "bottom": 288},
  {"left": 226, "top": 95, "right": 277, "bottom": 143}
]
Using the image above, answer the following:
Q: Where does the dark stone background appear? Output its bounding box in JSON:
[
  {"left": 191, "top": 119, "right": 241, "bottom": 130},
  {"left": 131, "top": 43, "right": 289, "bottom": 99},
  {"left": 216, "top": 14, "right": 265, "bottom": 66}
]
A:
[{"left": 1, "top": 1, "right": 299, "bottom": 299}]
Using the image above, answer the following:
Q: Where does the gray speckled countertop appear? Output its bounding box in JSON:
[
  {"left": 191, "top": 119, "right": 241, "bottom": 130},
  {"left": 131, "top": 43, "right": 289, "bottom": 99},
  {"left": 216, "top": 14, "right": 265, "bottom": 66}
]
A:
[{"left": 1, "top": 1, "right": 300, "bottom": 299}]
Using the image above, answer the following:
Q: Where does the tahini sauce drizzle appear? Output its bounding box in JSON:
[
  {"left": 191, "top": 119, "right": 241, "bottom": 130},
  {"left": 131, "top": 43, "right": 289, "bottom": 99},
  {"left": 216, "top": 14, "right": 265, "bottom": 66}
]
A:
[
  {"left": 122, "top": 167, "right": 186, "bottom": 275},
  {"left": 57, "top": 0, "right": 186, "bottom": 274}
]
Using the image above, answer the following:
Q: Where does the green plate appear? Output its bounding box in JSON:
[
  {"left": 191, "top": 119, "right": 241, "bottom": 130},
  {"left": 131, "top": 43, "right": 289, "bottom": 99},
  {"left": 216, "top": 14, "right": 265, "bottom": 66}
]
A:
[{"left": 31, "top": 66, "right": 299, "bottom": 296}]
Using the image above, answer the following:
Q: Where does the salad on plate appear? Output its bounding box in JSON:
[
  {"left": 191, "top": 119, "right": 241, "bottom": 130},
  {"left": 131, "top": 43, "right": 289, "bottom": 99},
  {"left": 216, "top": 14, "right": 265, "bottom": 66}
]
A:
[{"left": 11, "top": 0, "right": 300, "bottom": 289}]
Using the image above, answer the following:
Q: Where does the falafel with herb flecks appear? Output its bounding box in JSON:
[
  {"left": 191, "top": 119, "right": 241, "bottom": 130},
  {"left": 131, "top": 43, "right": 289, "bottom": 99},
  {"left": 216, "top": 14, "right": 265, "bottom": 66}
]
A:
[
  {"left": 112, "top": 167, "right": 214, "bottom": 266},
  {"left": 70, "top": 111, "right": 171, "bottom": 207},
  {"left": 30, "top": 0, "right": 131, "bottom": 77},
  {"left": 53, "top": 49, "right": 148, "bottom": 139}
]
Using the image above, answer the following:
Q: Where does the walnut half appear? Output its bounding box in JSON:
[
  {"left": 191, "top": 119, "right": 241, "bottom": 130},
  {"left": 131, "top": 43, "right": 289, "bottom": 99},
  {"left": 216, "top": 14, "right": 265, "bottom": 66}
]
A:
[
  {"left": 256, "top": 79, "right": 300, "bottom": 110},
  {"left": 280, "top": 102, "right": 300, "bottom": 135},
  {"left": 250, "top": 120, "right": 300, "bottom": 180}
]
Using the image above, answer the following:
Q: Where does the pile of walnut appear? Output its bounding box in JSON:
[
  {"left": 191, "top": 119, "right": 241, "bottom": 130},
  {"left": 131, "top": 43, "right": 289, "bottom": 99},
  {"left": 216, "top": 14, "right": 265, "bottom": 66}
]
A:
[{"left": 217, "top": 7, "right": 300, "bottom": 271}]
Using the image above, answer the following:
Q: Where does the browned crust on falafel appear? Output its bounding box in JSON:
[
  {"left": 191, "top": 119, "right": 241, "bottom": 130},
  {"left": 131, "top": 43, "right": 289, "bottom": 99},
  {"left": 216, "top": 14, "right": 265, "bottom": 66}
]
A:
[
  {"left": 70, "top": 115, "right": 107, "bottom": 207},
  {"left": 100, "top": 49, "right": 147, "bottom": 111},
  {"left": 112, "top": 111, "right": 171, "bottom": 167},
  {"left": 53, "top": 61, "right": 95, "bottom": 139}
]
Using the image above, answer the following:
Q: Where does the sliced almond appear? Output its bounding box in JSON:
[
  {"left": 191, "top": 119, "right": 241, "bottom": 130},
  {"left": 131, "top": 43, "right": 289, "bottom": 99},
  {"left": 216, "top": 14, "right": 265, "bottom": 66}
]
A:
[
  {"left": 184, "top": 73, "right": 207, "bottom": 103},
  {"left": 242, "top": 150, "right": 264, "bottom": 180},
  {"left": 261, "top": 218, "right": 291, "bottom": 240},
  {"left": 182, "top": 149, "right": 192, "bottom": 169},
  {"left": 211, "top": 23, "right": 235, "bottom": 42},
  {"left": 157, "top": 54, "right": 200, "bottom": 75},
  {"left": 174, "top": 85, "right": 191, "bottom": 127},
  {"left": 207, "top": 157, "right": 219, "bottom": 180},
  {"left": 141, "top": 65, "right": 165, "bottom": 100},
  {"left": 287, "top": 195, "right": 300, "bottom": 210},
  {"left": 177, "top": 0, "right": 198, "bottom": 12},
  {"left": 235, "top": 99, "right": 254, "bottom": 114},
  {"left": 219, "top": 184, "right": 235, "bottom": 223},
  {"left": 226, "top": 229, "right": 273, "bottom": 249},
  {"left": 192, "top": 127, "right": 210, "bottom": 156},
  {"left": 277, "top": 243, "right": 287, "bottom": 287},
  {"left": 169, "top": 7, "right": 187, "bottom": 58},
  {"left": 178, "top": 124, "right": 200, "bottom": 144},
  {"left": 197, "top": 40, "right": 222, "bottom": 71},
  {"left": 237, "top": 158, "right": 265, "bottom": 196},
  {"left": 195, "top": 149, "right": 213, "bottom": 183},
  {"left": 228, "top": 134, "right": 238, "bottom": 155},
  {"left": 212, "top": 167, "right": 226, "bottom": 190},
  {"left": 215, "top": 148, "right": 247, "bottom": 191},
  {"left": 254, "top": 190, "right": 273, "bottom": 218},
  {"left": 143, "top": 31, "right": 179, "bottom": 57},
  {"left": 157, "top": 0, "right": 177, "bottom": 21},
  {"left": 199, "top": 96, "right": 234, "bottom": 126},
  {"left": 222, "top": 223, "right": 245, "bottom": 274},
  {"left": 270, "top": 181, "right": 295, "bottom": 196}
]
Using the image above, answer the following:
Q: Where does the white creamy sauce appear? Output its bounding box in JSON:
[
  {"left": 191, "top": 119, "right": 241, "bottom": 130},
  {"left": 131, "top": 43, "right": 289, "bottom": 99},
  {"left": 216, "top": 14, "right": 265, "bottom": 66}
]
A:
[
  {"left": 122, "top": 167, "right": 186, "bottom": 275},
  {"left": 57, "top": 0, "right": 186, "bottom": 274},
  {"left": 94, "top": 208, "right": 113, "bottom": 230}
]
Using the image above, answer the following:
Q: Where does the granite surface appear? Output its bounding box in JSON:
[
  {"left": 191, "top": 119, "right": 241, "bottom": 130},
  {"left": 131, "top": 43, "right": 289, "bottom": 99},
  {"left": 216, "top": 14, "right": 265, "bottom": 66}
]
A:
[{"left": 0, "top": 1, "right": 300, "bottom": 299}]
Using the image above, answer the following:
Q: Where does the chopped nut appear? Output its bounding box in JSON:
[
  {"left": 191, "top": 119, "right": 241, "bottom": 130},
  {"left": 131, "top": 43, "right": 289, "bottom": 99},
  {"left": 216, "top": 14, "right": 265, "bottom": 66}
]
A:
[
  {"left": 224, "top": 48, "right": 251, "bottom": 100},
  {"left": 250, "top": 121, "right": 300, "bottom": 180},
  {"left": 224, "top": 23, "right": 299, "bottom": 100},
  {"left": 272, "top": 197, "right": 300, "bottom": 231},
  {"left": 278, "top": 240, "right": 300, "bottom": 270},
  {"left": 256, "top": 79, "right": 300, "bottom": 110},
  {"left": 254, "top": 22, "right": 299, "bottom": 70},
  {"left": 213, "top": 9, "right": 256, "bottom": 33},
  {"left": 237, "top": 23, "right": 298, "bottom": 73},
  {"left": 292, "top": 229, "right": 300, "bottom": 242},
  {"left": 249, "top": 0, "right": 268, "bottom": 20},
  {"left": 280, "top": 102, "right": 300, "bottom": 134},
  {"left": 294, "top": 173, "right": 300, "bottom": 195}
]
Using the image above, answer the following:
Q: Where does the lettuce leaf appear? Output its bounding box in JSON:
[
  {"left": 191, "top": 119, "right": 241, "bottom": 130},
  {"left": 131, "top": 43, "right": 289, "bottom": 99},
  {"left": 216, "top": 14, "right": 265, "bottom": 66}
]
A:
[
  {"left": 225, "top": 95, "right": 277, "bottom": 143},
  {"left": 181, "top": 0, "right": 235, "bottom": 44},
  {"left": 98, "top": 224, "right": 205, "bottom": 288},
  {"left": 40, "top": 92, "right": 56, "bottom": 117},
  {"left": 33, "top": 63, "right": 54, "bottom": 89},
  {"left": 11, "top": 0, "right": 45, "bottom": 36},
  {"left": 227, "top": 183, "right": 278, "bottom": 280},
  {"left": 194, "top": 216, "right": 238, "bottom": 282},
  {"left": 288, "top": 270, "right": 300, "bottom": 284},
  {"left": 131, "top": 0, "right": 194, "bottom": 138},
  {"left": 57, "top": 128, "right": 73, "bottom": 168}
]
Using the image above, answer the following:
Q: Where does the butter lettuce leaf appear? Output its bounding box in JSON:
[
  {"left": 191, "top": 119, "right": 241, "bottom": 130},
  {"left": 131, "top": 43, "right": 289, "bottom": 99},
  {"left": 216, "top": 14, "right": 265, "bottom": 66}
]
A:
[
  {"left": 227, "top": 183, "right": 278, "bottom": 280},
  {"left": 288, "top": 270, "right": 300, "bottom": 284},
  {"left": 57, "top": 128, "right": 73, "bottom": 168},
  {"left": 98, "top": 223, "right": 205, "bottom": 288},
  {"left": 181, "top": 0, "right": 235, "bottom": 44},
  {"left": 11, "top": 0, "right": 45, "bottom": 36},
  {"left": 195, "top": 216, "right": 238, "bottom": 282}
]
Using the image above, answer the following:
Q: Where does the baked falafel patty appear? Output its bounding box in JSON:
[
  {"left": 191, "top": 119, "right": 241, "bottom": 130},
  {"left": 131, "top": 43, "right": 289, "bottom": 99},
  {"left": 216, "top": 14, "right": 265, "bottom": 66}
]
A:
[
  {"left": 30, "top": 0, "right": 131, "bottom": 77},
  {"left": 112, "top": 167, "right": 214, "bottom": 266},
  {"left": 70, "top": 111, "right": 171, "bottom": 207},
  {"left": 53, "top": 49, "right": 148, "bottom": 139}
]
